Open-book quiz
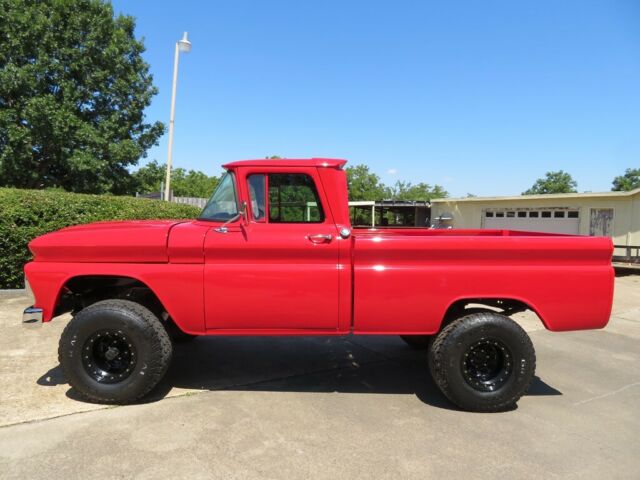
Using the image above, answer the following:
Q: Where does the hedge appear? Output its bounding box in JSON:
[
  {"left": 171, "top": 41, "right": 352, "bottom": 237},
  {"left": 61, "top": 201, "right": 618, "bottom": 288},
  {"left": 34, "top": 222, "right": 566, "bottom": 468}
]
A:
[{"left": 0, "top": 188, "right": 201, "bottom": 289}]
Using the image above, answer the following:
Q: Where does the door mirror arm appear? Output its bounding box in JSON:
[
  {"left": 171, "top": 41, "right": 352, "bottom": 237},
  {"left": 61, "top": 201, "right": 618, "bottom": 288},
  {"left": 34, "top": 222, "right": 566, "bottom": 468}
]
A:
[
  {"left": 214, "top": 202, "right": 248, "bottom": 233},
  {"left": 238, "top": 201, "right": 248, "bottom": 225}
]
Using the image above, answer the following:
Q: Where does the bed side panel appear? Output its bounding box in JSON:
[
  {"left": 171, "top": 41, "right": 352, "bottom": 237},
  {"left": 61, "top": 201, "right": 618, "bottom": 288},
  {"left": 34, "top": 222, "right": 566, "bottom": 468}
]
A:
[{"left": 352, "top": 235, "right": 614, "bottom": 333}]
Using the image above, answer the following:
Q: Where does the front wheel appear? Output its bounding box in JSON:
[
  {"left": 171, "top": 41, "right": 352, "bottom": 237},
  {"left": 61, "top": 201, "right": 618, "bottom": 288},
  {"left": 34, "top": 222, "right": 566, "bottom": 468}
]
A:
[
  {"left": 58, "top": 299, "right": 173, "bottom": 404},
  {"left": 428, "top": 312, "right": 536, "bottom": 412}
]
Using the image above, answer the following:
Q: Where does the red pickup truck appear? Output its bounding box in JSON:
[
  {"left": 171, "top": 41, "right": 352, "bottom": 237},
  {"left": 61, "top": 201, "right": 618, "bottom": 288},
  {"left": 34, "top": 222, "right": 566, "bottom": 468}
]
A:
[{"left": 23, "top": 158, "right": 614, "bottom": 411}]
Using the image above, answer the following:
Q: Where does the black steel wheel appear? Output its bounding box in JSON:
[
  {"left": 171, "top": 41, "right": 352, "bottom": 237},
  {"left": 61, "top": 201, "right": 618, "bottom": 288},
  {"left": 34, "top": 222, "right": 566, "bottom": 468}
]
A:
[
  {"left": 82, "top": 329, "right": 137, "bottom": 384},
  {"left": 462, "top": 339, "right": 512, "bottom": 392},
  {"left": 59, "top": 299, "right": 172, "bottom": 404},
  {"left": 428, "top": 311, "right": 535, "bottom": 412}
]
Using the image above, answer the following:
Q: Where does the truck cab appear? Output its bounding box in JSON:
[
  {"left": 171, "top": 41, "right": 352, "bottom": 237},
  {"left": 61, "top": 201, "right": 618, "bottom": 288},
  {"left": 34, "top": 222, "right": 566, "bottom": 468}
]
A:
[{"left": 195, "top": 158, "right": 352, "bottom": 332}]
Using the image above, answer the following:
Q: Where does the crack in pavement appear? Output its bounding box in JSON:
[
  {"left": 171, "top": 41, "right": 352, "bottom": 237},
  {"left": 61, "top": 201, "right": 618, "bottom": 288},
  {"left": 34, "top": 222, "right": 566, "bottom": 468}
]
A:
[{"left": 572, "top": 381, "right": 640, "bottom": 406}]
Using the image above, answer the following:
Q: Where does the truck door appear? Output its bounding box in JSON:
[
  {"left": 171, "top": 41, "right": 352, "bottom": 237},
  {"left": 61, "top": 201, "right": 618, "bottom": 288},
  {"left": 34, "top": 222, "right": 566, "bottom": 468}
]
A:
[{"left": 203, "top": 168, "right": 341, "bottom": 331}]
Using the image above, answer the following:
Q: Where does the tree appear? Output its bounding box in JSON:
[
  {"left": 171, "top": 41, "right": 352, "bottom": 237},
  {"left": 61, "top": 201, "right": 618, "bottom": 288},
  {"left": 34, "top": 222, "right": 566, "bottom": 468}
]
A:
[
  {"left": 523, "top": 171, "right": 577, "bottom": 195},
  {"left": 345, "top": 164, "right": 386, "bottom": 200},
  {"left": 131, "top": 160, "right": 165, "bottom": 194},
  {"left": 132, "top": 160, "right": 220, "bottom": 198},
  {"left": 611, "top": 168, "right": 640, "bottom": 191},
  {"left": 385, "top": 180, "right": 448, "bottom": 201},
  {"left": 172, "top": 169, "right": 219, "bottom": 198},
  {"left": 0, "top": 0, "right": 164, "bottom": 194}
]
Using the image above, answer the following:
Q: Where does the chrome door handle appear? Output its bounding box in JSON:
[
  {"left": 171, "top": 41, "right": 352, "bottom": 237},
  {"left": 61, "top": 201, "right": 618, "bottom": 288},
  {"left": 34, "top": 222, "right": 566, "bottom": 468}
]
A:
[{"left": 307, "top": 234, "right": 333, "bottom": 244}]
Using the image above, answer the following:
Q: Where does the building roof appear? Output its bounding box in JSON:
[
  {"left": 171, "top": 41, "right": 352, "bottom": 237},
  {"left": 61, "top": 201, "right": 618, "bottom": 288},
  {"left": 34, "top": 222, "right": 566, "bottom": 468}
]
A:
[
  {"left": 349, "top": 200, "right": 431, "bottom": 207},
  {"left": 431, "top": 187, "right": 640, "bottom": 203},
  {"left": 222, "top": 158, "right": 347, "bottom": 169}
]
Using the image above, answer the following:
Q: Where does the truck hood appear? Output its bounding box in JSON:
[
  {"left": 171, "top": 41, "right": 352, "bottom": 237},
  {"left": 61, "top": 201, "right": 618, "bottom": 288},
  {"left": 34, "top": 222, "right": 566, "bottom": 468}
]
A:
[{"left": 29, "top": 220, "right": 188, "bottom": 263}]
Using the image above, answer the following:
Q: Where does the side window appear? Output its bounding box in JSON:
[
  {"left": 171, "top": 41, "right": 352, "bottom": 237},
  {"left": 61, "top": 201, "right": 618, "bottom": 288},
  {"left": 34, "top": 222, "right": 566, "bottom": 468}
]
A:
[
  {"left": 247, "top": 174, "right": 266, "bottom": 221},
  {"left": 248, "top": 173, "right": 325, "bottom": 223},
  {"left": 269, "top": 174, "right": 325, "bottom": 223}
]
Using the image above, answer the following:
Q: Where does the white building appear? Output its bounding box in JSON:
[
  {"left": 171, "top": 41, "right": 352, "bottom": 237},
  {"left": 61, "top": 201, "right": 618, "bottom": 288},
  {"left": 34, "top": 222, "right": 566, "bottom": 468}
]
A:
[{"left": 431, "top": 188, "right": 640, "bottom": 257}]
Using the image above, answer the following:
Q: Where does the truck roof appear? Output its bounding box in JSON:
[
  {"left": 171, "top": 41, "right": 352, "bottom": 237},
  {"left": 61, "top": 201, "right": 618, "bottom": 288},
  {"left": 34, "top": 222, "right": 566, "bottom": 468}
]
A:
[{"left": 222, "top": 158, "right": 347, "bottom": 169}]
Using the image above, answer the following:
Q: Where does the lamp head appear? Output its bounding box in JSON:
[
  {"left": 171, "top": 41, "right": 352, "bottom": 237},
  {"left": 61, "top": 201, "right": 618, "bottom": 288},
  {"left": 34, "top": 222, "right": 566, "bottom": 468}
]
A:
[{"left": 178, "top": 32, "right": 192, "bottom": 53}]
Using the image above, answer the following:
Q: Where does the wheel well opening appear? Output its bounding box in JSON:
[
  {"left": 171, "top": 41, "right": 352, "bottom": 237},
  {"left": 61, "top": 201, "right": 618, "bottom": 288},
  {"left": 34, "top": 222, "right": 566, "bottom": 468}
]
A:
[
  {"left": 442, "top": 298, "right": 543, "bottom": 329},
  {"left": 56, "top": 276, "right": 179, "bottom": 330}
]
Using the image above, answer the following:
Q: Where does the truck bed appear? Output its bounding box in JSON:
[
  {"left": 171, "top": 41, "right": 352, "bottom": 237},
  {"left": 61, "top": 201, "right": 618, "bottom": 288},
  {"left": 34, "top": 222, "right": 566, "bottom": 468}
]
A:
[{"left": 351, "top": 228, "right": 614, "bottom": 334}]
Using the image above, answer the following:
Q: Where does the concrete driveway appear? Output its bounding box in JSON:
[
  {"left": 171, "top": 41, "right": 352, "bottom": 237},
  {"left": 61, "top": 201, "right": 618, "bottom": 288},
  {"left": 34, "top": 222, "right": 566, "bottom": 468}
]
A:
[{"left": 1, "top": 274, "right": 639, "bottom": 479}]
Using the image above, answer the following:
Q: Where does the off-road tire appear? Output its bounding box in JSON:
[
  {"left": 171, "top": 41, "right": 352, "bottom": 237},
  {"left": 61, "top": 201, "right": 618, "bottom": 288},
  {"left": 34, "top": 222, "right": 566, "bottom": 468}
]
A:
[
  {"left": 58, "top": 299, "right": 172, "bottom": 404},
  {"left": 428, "top": 312, "right": 536, "bottom": 412}
]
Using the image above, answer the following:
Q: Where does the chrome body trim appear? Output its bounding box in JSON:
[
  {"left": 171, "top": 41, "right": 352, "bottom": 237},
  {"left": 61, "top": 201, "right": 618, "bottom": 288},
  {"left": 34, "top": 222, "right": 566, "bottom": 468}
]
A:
[{"left": 23, "top": 306, "right": 43, "bottom": 328}]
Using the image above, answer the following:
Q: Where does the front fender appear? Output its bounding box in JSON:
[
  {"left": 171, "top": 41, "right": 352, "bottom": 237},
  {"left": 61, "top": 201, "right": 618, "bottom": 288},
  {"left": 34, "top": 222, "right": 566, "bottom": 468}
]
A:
[{"left": 24, "top": 262, "right": 205, "bottom": 334}]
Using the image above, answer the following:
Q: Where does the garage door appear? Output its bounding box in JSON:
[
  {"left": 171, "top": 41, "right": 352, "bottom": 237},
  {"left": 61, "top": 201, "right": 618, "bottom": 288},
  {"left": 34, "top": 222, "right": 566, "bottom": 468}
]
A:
[{"left": 484, "top": 209, "right": 580, "bottom": 234}]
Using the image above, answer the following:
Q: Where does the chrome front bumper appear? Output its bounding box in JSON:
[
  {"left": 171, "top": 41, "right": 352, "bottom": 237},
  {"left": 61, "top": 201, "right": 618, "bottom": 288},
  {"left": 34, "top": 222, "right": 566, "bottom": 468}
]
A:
[{"left": 23, "top": 306, "right": 43, "bottom": 329}]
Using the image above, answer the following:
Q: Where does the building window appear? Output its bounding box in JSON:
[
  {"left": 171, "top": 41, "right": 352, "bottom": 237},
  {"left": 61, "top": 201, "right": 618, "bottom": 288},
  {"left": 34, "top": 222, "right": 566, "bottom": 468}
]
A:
[
  {"left": 568, "top": 211, "right": 579, "bottom": 218},
  {"left": 529, "top": 211, "right": 539, "bottom": 218},
  {"left": 486, "top": 211, "right": 494, "bottom": 217},
  {"left": 506, "top": 211, "right": 515, "bottom": 217},
  {"left": 554, "top": 211, "right": 565, "bottom": 218},
  {"left": 517, "top": 211, "right": 527, "bottom": 218},
  {"left": 495, "top": 212, "right": 504, "bottom": 217},
  {"left": 541, "top": 211, "right": 551, "bottom": 218}
]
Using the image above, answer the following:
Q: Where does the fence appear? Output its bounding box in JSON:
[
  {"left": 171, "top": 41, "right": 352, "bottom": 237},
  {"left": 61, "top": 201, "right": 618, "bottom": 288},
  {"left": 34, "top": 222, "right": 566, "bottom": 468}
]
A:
[
  {"left": 172, "top": 196, "right": 208, "bottom": 208},
  {"left": 613, "top": 245, "right": 640, "bottom": 265},
  {"left": 136, "top": 191, "right": 208, "bottom": 209}
]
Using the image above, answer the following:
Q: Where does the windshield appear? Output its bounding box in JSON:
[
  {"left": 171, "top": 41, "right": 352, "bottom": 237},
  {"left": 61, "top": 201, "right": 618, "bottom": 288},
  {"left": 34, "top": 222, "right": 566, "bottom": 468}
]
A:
[{"left": 198, "top": 172, "right": 239, "bottom": 221}]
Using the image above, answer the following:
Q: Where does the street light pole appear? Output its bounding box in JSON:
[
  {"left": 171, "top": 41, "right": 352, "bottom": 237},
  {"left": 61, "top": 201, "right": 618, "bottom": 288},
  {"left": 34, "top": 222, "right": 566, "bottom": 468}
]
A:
[{"left": 164, "top": 32, "right": 192, "bottom": 201}]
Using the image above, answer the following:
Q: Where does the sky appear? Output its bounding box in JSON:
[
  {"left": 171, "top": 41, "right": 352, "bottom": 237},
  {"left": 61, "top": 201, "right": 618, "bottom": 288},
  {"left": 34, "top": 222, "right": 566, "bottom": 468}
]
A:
[{"left": 110, "top": 0, "right": 640, "bottom": 197}]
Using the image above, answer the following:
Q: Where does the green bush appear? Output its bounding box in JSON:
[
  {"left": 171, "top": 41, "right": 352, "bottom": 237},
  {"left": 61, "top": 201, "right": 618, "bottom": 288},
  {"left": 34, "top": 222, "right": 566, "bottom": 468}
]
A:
[{"left": 0, "top": 188, "right": 200, "bottom": 289}]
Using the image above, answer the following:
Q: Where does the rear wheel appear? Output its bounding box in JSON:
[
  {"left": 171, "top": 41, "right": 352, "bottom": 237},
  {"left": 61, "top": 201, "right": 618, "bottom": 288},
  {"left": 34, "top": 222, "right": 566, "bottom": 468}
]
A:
[
  {"left": 428, "top": 311, "right": 535, "bottom": 412},
  {"left": 58, "top": 299, "right": 172, "bottom": 404}
]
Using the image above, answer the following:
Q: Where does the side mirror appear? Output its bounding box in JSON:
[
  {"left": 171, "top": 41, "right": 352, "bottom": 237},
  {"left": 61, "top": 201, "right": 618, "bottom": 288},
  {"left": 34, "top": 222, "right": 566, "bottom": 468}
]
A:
[{"left": 213, "top": 201, "right": 249, "bottom": 233}]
